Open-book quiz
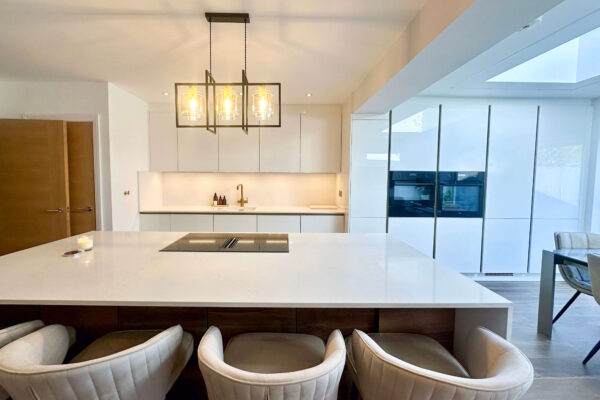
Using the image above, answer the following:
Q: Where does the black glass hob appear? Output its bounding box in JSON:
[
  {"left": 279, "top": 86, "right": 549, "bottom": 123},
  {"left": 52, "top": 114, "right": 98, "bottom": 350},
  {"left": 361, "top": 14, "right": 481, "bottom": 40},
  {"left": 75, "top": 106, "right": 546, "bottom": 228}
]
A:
[{"left": 160, "top": 233, "right": 289, "bottom": 253}]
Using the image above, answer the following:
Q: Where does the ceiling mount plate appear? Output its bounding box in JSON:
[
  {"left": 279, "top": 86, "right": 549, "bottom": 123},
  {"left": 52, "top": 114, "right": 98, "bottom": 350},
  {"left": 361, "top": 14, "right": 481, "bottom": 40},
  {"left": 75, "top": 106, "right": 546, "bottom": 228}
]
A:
[{"left": 205, "top": 13, "right": 250, "bottom": 24}]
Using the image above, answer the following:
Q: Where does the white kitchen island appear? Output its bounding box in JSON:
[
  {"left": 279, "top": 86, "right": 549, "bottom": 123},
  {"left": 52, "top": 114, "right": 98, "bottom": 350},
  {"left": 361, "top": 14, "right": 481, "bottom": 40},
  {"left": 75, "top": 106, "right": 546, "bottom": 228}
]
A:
[{"left": 0, "top": 231, "right": 511, "bottom": 397}]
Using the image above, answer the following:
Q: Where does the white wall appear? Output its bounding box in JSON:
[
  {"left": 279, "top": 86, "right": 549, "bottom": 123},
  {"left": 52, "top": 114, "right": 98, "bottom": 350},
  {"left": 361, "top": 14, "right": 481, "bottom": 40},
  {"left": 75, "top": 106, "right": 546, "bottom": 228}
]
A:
[
  {"left": 0, "top": 81, "right": 112, "bottom": 230},
  {"left": 107, "top": 83, "right": 149, "bottom": 231},
  {"left": 139, "top": 172, "right": 338, "bottom": 209}
]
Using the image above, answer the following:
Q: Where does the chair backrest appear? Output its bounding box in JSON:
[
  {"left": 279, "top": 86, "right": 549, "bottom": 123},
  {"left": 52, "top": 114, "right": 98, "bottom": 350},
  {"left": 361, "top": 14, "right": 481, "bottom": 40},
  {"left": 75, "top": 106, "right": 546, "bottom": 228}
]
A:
[
  {"left": 0, "top": 324, "right": 184, "bottom": 400},
  {"left": 198, "top": 326, "right": 346, "bottom": 400},
  {"left": 554, "top": 232, "right": 599, "bottom": 294},
  {"left": 0, "top": 321, "right": 44, "bottom": 400},
  {"left": 351, "top": 327, "right": 533, "bottom": 400},
  {"left": 586, "top": 254, "right": 600, "bottom": 305}
]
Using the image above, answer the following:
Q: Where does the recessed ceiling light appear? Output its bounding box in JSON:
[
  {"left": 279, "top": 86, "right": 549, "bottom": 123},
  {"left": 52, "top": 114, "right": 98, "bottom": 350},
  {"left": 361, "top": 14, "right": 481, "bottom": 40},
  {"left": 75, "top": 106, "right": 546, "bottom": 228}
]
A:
[
  {"left": 305, "top": 92, "right": 313, "bottom": 97},
  {"left": 162, "top": 92, "right": 169, "bottom": 96}
]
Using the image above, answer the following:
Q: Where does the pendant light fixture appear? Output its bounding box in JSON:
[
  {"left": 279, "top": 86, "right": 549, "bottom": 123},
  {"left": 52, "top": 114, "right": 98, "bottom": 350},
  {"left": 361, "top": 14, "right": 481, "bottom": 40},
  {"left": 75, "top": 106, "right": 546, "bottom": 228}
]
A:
[{"left": 175, "top": 13, "right": 281, "bottom": 133}]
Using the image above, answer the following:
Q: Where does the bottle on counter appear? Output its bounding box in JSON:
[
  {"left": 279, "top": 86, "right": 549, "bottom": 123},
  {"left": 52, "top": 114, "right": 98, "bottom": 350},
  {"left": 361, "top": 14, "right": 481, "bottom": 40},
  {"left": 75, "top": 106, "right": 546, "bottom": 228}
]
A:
[
  {"left": 218, "top": 196, "right": 223, "bottom": 206},
  {"left": 213, "top": 193, "right": 218, "bottom": 206},
  {"left": 223, "top": 196, "right": 227, "bottom": 206}
]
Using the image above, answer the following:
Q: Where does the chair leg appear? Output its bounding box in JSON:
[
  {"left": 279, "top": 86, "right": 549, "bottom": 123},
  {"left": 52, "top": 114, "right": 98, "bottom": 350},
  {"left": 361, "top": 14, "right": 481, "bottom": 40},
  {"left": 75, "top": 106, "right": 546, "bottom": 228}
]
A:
[
  {"left": 583, "top": 339, "right": 600, "bottom": 365},
  {"left": 552, "top": 291, "right": 581, "bottom": 324}
]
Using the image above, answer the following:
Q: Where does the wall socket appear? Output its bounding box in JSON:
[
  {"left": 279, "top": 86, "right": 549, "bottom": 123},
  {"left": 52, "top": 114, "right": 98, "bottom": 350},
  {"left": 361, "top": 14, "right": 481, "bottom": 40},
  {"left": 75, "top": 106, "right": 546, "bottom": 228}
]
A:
[{"left": 338, "top": 190, "right": 343, "bottom": 197}]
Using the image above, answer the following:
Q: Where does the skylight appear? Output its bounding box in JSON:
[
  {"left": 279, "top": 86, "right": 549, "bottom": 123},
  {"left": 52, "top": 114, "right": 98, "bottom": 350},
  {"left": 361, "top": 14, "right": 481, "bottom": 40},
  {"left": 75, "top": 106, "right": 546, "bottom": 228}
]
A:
[{"left": 488, "top": 25, "right": 600, "bottom": 84}]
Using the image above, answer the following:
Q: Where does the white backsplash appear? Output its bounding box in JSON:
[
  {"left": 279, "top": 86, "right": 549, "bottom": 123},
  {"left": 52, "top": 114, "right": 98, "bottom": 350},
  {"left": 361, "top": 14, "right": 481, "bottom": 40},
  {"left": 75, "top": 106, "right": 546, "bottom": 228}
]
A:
[{"left": 139, "top": 172, "right": 338, "bottom": 208}]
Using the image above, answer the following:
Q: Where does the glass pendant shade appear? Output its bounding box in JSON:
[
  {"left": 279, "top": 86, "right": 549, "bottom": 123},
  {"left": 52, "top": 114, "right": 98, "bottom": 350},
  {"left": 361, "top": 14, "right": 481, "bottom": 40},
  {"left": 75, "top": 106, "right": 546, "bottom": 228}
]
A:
[
  {"left": 251, "top": 86, "right": 274, "bottom": 121},
  {"left": 180, "top": 85, "right": 204, "bottom": 121},
  {"left": 216, "top": 86, "right": 239, "bottom": 121}
]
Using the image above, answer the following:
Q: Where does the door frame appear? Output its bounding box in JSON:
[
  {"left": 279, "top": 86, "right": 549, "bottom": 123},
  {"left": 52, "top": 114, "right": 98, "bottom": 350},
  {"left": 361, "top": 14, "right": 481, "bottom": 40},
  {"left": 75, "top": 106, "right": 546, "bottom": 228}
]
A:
[{"left": 22, "top": 113, "right": 104, "bottom": 231}]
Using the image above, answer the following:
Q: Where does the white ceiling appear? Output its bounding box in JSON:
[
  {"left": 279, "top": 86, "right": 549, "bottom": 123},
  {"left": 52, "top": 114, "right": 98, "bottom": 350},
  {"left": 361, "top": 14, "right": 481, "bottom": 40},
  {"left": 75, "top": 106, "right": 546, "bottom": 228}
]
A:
[
  {"left": 0, "top": 0, "right": 427, "bottom": 104},
  {"left": 421, "top": 0, "right": 600, "bottom": 99}
]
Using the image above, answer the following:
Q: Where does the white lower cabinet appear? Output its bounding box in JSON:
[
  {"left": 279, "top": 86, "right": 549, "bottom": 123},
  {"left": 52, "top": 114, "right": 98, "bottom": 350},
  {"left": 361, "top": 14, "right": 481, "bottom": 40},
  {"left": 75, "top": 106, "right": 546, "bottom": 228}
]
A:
[
  {"left": 482, "top": 219, "right": 530, "bottom": 273},
  {"left": 388, "top": 218, "right": 434, "bottom": 257},
  {"left": 300, "top": 215, "right": 344, "bottom": 233},
  {"left": 435, "top": 218, "right": 483, "bottom": 273},
  {"left": 170, "top": 214, "right": 213, "bottom": 232},
  {"left": 349, "top": 217, "right": 386, "bottom": 233},
  {"left": 257, "top": 215, "right": 301, "bottom": 233},
  {"left": 214, "top": 215, "right": 257, "bottom": 233},
  {"left": 140, "top": 214, "right": 171, "bottom": 232}
]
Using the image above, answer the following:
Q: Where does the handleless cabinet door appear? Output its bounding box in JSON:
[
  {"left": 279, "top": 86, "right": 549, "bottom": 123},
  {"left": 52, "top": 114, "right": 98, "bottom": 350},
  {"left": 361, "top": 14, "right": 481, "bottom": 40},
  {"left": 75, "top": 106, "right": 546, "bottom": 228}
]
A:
[
  {"left": 350, "top": 217, "right": 387, "bottom": 233},
  {"left": 260, "top": 105, "right": 301, "bottom": 172},
  {"left": 219, "top": 128, "right": 260, "bottom": 172},
  {"left": 482, "top": 219, "right": 530, "bottom": 273},
  {"left": 300, "top": 215, "right": 344, "bottom": 233},
  {"left": 140, "top": 214, "right": 170, "bottom": 232},
  {"left": 388, "top": 218, "right": 434, "bottom": 257},
  {"left": 170, "top": 214, "right": 213, "bottom": 232},
  {"left": 178, "top": 128, "right": 218, "bottom": 172},
  {"left": 301, "top": 110, "right": 341, "bottom": 173},
  {"left": 149, "top": 110, "right": 178, "bottom": 171},
  {"left": 350, "top": 118, "right": 389, "bottom": 218},
  {"left": 214, "top": 215, "right": 257, "bottom": 233},
  {"left": 485, "top": 103, "right": 537, "bottom": 218},
  {"left": 435, "top": 218, "right": 483, "bottom": 273},
  {"left": 439, "top": 101, "right": 488, "bottom": 171},
  {"left": 257, "top": 215, "right": 301, "bottom": 233}
]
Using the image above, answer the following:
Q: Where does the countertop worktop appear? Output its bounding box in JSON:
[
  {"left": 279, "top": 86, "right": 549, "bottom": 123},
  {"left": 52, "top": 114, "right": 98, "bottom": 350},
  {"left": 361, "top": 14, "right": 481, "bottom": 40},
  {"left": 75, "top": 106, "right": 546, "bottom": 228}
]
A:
[
  {"left": 139, "top": 205, "right": 346, "bottom": 215},
  {"left": 0, "top": 232, "right": 510, "bottom": 309}
]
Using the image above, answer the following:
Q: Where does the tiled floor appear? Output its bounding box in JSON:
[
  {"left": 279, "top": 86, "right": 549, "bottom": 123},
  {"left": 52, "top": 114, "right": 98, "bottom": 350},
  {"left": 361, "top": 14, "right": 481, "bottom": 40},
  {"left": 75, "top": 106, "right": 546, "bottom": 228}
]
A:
[{"left": 481, "top": 281, "right": 600, "bottom": 399}]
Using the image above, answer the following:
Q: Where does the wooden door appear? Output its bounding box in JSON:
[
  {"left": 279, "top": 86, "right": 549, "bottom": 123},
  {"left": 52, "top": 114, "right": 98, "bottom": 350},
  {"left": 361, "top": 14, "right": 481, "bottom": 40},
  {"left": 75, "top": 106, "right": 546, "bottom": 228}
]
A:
[
  {"left": 67, "top": 122, "right": 96, "bottom": 235},
  {"left": 0, "top": 119, "right": 70, "bottom": 255}
]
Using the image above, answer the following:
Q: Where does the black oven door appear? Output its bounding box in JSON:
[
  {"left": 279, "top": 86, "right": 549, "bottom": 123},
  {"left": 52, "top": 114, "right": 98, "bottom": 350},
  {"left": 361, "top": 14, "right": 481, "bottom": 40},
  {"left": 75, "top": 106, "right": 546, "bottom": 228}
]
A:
[
  {"left": 388, "top": 171, "right": 436, "bottom": 217},
  {"left": 437, "top": 172, "right": 485, "bottom": 218}
]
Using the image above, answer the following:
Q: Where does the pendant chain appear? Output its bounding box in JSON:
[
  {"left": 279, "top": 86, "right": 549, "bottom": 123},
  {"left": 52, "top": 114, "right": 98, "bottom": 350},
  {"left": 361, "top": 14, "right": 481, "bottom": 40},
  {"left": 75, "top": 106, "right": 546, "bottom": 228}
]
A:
[
  {"left": 209, "top": 21, "right": 212, "bottom": 74},
  {"left": 244, "top": 22, "right": 247, "bottom": 73}
]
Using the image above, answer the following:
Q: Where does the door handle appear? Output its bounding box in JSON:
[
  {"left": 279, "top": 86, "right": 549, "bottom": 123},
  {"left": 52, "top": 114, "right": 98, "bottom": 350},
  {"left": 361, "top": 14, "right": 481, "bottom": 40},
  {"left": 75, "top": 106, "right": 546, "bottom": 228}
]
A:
[
  {"left": 70, "top": 206, "right": 93, "bottom": 213},
  {"left": 46, "top": 208, "right": 64, "bottom": 213}
]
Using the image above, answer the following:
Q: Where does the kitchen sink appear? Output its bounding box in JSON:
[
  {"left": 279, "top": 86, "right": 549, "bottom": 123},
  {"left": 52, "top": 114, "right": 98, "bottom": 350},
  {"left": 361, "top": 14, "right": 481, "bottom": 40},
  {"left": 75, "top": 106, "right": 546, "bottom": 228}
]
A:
[{"left": 160, "top": 233, "right": 289, "bottom": 253}]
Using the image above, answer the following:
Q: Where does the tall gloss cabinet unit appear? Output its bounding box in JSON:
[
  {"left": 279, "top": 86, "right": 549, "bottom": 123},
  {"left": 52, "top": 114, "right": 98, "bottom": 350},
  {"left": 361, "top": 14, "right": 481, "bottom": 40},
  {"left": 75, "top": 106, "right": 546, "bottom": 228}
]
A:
[
  {"left": 482, "top": 102, "right": 537, "bottom": 273},
  {"left": 434, "top": 101, "right": 488, "bottom": 273},
  {"left": 349, "top": 116, "right": 389, "bottom": 233},
  {"left": 528, "top": 102, "right": 591, "bottom": 272}
]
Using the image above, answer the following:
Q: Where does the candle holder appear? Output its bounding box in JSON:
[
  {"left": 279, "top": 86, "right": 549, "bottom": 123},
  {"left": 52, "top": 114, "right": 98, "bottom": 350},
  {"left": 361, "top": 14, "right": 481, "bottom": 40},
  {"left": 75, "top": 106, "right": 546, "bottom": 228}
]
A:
[{"left": 77, "top": 236, "right": 94, "bottom": 252}]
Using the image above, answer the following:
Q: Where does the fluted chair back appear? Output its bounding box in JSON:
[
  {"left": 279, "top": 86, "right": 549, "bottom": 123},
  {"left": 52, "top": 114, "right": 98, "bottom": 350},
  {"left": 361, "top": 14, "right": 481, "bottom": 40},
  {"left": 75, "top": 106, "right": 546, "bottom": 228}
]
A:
[
  {"left": 0, "top": 324, "right": 187, "bottom": 400},
  {"left": 0, "top": 321, "right": 44, "bottom": 400},
  {"left": 198, "top": 326, "right": 346, "bottom": 400},
  {"left": 351, "top": 326, "right": 533, "bottom": 400},
  {"left": 587, "top": 254, "right": 600, "bottom": 305}
]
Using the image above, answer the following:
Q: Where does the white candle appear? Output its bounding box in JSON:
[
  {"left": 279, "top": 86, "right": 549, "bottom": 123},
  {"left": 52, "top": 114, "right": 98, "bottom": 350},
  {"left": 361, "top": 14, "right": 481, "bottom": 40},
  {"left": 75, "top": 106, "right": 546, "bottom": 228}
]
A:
[{"left": 77, "top": 236, "right": 93, "bottom": 251}]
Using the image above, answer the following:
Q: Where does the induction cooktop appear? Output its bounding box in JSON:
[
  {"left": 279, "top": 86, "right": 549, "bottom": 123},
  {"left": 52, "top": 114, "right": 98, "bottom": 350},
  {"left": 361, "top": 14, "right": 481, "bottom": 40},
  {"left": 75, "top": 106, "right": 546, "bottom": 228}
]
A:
[{"left": 160, "top": 233, "right": 289, "bottom": 253}]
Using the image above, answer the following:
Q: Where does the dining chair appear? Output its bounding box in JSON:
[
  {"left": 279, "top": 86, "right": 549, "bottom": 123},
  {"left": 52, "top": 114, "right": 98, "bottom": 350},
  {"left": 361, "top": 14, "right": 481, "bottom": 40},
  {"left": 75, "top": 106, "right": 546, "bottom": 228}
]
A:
[
  {"left": 198, "top": 326, "right": 346, "bottom": 400},
  {"left": 552, "top": 232, "right": 600, "bottom": 324},
  {"left": 583, "top": 253, "right": 600, "bottom": 364},
  {"left": 0, "top": 320, "right": 45, "bottom": 400},
  {"left": 347, "top": 326, "right": 533, "bottom": 400},
  {"left": 0, "top": 324, "right": 193, "bottom": 400}
]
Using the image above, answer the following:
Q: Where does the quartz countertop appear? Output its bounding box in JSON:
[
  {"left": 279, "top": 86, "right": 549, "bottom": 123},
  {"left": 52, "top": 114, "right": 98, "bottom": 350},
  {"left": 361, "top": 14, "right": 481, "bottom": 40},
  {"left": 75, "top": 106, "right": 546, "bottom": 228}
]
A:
[
  {"left": 0, "top": 232, "right": 510, "bottom": 309},
  {"left": 139, "top": 205, "right": 346, "bottom": 215}
]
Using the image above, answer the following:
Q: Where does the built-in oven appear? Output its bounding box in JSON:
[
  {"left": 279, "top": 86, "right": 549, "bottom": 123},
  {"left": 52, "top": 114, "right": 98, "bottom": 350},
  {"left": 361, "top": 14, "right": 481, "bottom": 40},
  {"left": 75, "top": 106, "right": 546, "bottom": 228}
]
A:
[
  {"left": 436, "top": 172, "right": 485, "bottom": 218},
  {"left": 388, "top": 171, "right": 436, "bottom": 217}
]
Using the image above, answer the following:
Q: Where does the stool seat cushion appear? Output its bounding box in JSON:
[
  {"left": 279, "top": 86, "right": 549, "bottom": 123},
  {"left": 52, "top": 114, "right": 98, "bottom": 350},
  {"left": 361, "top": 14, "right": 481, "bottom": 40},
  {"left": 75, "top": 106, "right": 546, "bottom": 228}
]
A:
[
  {"left": 224, "top": 332, "right": 325, "bottom": 373},
  {"left": 347, "top": 333, "right": 469, "bottom": 378}
]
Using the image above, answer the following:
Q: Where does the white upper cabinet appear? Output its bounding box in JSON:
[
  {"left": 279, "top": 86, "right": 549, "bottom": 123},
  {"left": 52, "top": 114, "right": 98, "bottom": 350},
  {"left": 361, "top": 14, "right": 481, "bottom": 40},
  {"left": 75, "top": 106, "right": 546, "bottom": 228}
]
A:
[
  {"left": 300, "top": 108, "right": 341, "bottom": 173},
  {"left": 485, "top": 102, "right": 538, "bottom": 218},
  {"left": 260, "top": 105, "right": 301, "bottom": 172},
  {"left": 219, "top": 128, "right": 260, "bottom": 172},
  {"left": 350, "top": 117, "right": 389, "bottom": 218},
  {"left": 178, "top": 128, "right": 219, "bottom": 172},
  {"left": 533, "top": 102, "right": 591, "bottom": 219},
  {"left": 149, "top": 108, "right": 178, "bottom": 171},
  {"left": 390, "top": 100, "right": 439, "bottom": 171},
  {"left": 439, "top": 101, "right": 488, "bottom": 172}
]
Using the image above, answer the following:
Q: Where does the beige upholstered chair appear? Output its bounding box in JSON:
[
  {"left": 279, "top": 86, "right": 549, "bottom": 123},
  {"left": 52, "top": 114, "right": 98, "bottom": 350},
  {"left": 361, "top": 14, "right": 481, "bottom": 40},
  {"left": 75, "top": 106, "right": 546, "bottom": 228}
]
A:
[
  {"left": 0, "top": 324, "right": 193, "bottom": 400},
  {"left": 198, "top": 326, "right": 346, "bottom": 400},
  {"left": 0, "top": 320, "right": 44, "bottom": 400},
  {"left": 347, "top": 327, "right": 533, "bottom": 400},
  {"left": 583, "top": 253, "right": 600, "bottom": 364},
  {"left": 552, "top": 232, "right": 600, "bottom": 324}
]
